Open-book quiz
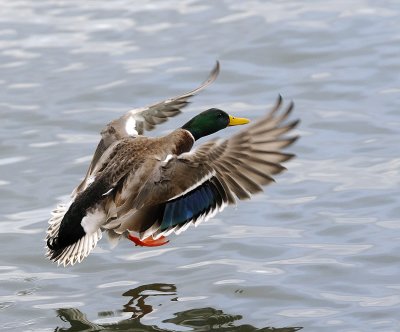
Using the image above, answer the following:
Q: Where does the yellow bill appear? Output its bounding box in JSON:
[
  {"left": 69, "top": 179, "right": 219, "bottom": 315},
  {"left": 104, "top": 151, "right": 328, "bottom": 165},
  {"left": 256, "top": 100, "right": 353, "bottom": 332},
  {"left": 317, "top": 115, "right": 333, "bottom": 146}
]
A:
[{"left": 228, "top": 115, "right": 250, "bottom": 126}]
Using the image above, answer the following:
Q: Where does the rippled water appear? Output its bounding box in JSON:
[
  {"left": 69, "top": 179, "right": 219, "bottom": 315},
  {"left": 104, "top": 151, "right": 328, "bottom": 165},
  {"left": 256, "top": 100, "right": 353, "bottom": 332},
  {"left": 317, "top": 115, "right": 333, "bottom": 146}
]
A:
[{"left": 1, "top": 1, "right": 400, "bottom": 331}]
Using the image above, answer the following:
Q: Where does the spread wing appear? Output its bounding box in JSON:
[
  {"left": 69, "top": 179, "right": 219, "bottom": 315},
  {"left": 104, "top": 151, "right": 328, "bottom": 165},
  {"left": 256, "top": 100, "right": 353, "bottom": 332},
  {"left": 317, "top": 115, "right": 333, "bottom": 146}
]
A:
[
  {"left": 73, "top": 62, "right": 220, "bottom": 196},
  {"left": 128, "top": 96, "right": 299, "bottom": 239}
]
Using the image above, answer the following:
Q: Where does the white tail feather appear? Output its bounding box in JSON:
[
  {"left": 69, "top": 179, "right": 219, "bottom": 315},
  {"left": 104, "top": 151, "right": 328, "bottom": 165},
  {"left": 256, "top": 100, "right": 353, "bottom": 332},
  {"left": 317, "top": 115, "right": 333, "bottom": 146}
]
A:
[{"left": 45, "top": 203, "right": 102, "bottom": 267}]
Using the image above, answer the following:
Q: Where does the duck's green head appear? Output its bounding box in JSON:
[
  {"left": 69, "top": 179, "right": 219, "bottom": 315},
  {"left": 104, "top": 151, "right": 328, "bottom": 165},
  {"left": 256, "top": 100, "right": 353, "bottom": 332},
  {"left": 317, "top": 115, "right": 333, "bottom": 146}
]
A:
[{"left": 182, "top": 108, "right": 250, "bottom": 140}]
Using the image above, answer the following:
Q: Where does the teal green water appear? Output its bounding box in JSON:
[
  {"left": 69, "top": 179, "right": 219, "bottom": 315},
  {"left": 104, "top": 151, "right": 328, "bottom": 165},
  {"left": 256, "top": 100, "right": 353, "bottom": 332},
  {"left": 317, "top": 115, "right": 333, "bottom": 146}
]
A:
[{"left": 1, "top": 1, "right": 400, "bottom": 331}]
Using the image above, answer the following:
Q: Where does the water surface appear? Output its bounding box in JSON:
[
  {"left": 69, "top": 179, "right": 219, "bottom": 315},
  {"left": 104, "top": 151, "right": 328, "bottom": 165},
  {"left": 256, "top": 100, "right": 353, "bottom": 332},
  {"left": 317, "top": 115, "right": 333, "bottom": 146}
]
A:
[{"left": 1, "top": 1, "right": 400, "bottom": 331}]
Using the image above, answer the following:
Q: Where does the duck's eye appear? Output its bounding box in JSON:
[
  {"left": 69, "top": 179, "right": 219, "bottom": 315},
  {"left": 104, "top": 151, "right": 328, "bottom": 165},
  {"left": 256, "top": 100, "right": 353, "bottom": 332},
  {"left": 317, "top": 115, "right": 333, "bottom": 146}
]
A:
[{"left": 217, "top": 113, "right": 223, "bottom": 118}]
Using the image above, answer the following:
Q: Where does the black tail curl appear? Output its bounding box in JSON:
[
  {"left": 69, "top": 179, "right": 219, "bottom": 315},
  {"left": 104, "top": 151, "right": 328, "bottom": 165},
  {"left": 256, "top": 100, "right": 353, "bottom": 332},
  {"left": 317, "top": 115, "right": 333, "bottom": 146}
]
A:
[
  {"left": 47, "top": 236, "right": 59, "bottom": 250},
  {"left": 46, "top": 204, "right": 87, "bottom": 252},
  {"left": 47, "top": 176, "right": 109, "bottom": 254}
]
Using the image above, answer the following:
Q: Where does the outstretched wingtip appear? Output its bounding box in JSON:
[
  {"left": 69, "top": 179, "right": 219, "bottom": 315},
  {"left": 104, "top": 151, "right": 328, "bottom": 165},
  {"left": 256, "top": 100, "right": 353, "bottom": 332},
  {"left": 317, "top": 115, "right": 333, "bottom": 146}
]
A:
[
  {"left": 214, "top": 60, "right": 220, "bottom": 73},
  {"left": 203, "top": 60, "right": 220, "bottom": 86},
  {"left": 275, "top": 95, "right": 294, "bottom": 112}
]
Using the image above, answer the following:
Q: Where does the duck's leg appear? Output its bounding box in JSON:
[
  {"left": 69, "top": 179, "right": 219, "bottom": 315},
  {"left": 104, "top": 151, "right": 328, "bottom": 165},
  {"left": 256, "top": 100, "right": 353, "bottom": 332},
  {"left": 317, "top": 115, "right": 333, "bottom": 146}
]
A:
[{"left": 128, "top": 234, "right": 169, "bottom": 247}]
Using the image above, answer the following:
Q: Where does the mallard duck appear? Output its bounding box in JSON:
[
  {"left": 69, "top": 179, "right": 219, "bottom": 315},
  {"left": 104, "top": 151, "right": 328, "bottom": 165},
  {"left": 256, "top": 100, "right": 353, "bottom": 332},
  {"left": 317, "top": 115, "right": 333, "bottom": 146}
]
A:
[{"left": 46, "top": 62, "right": 299, "bottom": 266}]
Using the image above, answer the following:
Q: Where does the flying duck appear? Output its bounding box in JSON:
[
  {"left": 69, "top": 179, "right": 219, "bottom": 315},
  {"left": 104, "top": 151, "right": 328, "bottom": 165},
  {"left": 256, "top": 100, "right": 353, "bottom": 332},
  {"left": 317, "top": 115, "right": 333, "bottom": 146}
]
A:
[{"left": 46, "top": 62, "right": 299, "bottom": 266}]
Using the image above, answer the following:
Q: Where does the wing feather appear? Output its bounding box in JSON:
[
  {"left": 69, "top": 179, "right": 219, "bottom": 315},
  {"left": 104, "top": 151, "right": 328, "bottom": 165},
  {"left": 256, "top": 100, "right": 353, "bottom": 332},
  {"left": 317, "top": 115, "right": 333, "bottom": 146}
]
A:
[
  {"left": 123, "top": 61, "right": 219, "bottom": 136},
  {"left": 74, "top": 62, "right": 220, "bottom": 197},
  {"left": 130, "top": 97, "right": 298, "bottom": 238}
]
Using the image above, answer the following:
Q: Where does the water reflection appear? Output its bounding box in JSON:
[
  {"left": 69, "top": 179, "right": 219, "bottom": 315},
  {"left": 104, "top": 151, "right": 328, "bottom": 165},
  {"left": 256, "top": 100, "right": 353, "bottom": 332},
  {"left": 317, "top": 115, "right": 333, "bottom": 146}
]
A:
[
  {"left": 121, "top": 283, "right": 176, "bottom": 320},
  {"left": 55, "top": 283, "right": 302, "bottom": 332}
]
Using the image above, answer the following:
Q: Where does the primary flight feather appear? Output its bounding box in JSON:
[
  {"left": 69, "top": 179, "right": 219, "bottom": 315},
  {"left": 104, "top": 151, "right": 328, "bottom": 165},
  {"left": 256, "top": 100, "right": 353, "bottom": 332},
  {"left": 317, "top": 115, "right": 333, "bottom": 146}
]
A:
[{"left": 46, "top": 62, "right": 299, "bottom": 266}]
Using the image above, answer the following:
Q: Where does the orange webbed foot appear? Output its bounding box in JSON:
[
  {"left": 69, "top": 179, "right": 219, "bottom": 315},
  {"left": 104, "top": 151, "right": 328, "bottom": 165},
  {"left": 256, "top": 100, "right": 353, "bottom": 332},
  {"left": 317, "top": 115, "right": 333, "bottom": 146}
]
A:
[{"left": 128, "top": 234, "right": 169, "bottom": 247}]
